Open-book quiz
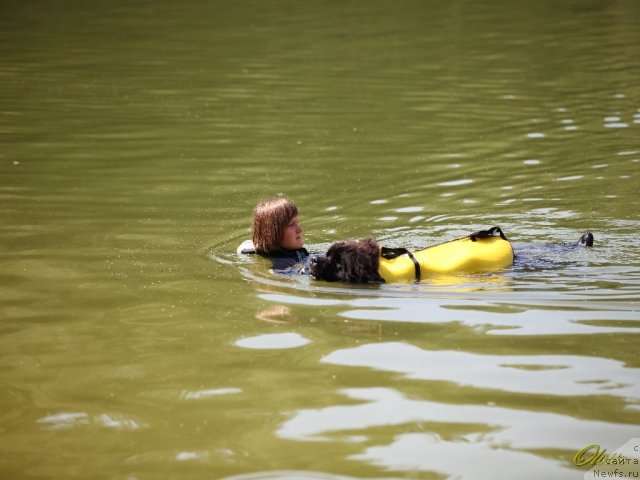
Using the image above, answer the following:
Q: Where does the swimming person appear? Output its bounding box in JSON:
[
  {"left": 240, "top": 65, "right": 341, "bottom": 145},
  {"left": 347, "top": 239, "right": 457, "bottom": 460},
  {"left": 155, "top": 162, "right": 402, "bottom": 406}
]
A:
[
  {"left": 238, "top": 196, "right": 595, "bottom": 282},
  {"left": 237, "top": 196, "right": 310, "bottom": 273}
]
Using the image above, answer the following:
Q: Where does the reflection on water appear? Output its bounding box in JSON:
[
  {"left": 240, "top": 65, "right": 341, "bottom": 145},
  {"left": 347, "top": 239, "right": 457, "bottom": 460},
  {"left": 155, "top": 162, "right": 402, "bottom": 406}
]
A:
[
  {"left": 2, "top": 0, "right": 640, "bottom": 478},
  {"left": 223, "top": 471, "right": 357, "bottom": 480},
  {"left": 235, "top": 332, "right": 311, "bottom": 350},
  {"left": 278, "top": 388, "right": 635, "bottom": 478},
  {"left": 354, "top": 433, "right": 574, "bottom": 480},
  {"left": 37, "top": 412, "right": 144, "bottom": 431},
  {"left": 180, "top": 388, "right": 242, "bottom": 400},
  {"left": 322, "top": 342, "right": 640, "bottom": 399},
  {"left": 256, "top": 286, "right": 640, "bottom": 336}
]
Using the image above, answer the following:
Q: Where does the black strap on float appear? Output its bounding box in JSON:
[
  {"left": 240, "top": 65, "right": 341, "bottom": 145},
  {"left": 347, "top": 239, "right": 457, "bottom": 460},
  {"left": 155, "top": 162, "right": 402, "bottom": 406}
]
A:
[
  {"left": 469, "top": 226, "right": 508, "bottom": 242},
  {"left": 406, "top": 251, "right": 421, "bottom": 281},
  {"left": 380, "top": 247, "right": 421, "bottom": 281},
  {"left": 379, "top": 226, "right": 508, "bottom": 282}
]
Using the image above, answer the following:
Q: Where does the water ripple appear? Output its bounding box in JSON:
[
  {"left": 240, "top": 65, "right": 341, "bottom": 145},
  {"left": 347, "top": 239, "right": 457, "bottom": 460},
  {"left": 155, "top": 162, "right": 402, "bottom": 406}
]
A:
[
  {"left": 322, "top": 342, "right": 640, "bottom": 400},
  {"left": 277, "top": 387, "right": 635, "bottom": 477}
]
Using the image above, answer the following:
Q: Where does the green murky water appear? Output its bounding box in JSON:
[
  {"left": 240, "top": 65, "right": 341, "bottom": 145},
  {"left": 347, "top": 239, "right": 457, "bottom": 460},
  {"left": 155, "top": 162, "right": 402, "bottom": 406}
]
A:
[{"left": 2, "top": 1, "right": 639, "bottom": 479}]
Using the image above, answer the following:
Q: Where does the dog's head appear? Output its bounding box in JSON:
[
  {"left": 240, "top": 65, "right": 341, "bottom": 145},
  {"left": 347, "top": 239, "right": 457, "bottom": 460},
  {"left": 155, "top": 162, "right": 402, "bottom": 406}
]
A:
[{"left": 310, "top": 237, "right": 384, "bottom": 283}]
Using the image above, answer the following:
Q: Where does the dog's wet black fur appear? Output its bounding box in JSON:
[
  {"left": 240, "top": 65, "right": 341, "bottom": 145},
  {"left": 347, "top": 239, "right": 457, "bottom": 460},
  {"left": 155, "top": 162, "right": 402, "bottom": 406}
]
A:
[
  {"left": 310, "top": 237, "right": 384, "bottom": 283},
  {"left": 578, "top": 232, "right": 594, "bottom": 247},
  {"left": 311, "top": 232, "right": 595, "bottom": 283}
]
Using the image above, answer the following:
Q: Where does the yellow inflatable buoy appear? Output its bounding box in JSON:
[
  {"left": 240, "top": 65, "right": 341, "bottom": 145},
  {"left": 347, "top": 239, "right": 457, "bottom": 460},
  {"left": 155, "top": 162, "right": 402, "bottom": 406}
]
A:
[{"left": 378, "top": 227, "right": 514, "bottom": 282}]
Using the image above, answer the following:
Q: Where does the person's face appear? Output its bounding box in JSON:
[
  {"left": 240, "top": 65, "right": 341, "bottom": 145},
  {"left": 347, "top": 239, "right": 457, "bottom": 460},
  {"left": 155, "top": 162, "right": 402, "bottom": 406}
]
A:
[{"left": 280, "top": 216, "right": 303, "bottom": 250}]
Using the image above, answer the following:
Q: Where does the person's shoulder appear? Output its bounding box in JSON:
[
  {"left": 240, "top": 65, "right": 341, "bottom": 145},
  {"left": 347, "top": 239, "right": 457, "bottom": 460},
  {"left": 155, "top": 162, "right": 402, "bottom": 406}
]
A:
[
  {"left": 237, "top": 240, "right": 256, "bottom": 255},
  {"left": 270, "top": 248, "right": 310, "bottom": 272}
]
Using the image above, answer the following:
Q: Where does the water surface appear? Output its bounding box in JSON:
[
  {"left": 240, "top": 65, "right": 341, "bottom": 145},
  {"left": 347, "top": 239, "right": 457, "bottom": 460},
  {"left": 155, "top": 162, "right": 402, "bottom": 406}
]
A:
[{"left": 1, "top": 1, "right": 639, "bottom": 479}]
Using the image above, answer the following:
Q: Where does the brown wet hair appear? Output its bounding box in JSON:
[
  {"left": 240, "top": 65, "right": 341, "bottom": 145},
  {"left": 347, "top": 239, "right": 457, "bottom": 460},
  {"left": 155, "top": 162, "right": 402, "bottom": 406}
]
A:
[{"left": 252, "top": 196, "right": 299, "bottom": 254}]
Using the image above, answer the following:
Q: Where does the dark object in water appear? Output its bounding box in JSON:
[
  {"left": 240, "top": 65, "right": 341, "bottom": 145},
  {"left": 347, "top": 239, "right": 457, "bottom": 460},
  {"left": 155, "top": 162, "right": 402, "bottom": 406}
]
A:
[{"left": 578, "top": 232, "right": 594, "bottom": 247}]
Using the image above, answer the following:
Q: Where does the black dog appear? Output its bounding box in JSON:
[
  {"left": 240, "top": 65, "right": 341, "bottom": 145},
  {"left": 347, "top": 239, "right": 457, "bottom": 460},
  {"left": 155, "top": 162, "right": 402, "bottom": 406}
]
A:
[
  {"left": 310, "top": 237, "right": 383, "bottom": 283},
  {"left": 310, "top": 232, "right": 594, "bottom": 284}
]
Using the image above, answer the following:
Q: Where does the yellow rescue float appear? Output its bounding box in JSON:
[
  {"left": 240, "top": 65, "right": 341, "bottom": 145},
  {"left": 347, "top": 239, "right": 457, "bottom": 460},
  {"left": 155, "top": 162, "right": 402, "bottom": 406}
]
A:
[{"left": 378, "top": 227, "right": 514, "bottom": 282}]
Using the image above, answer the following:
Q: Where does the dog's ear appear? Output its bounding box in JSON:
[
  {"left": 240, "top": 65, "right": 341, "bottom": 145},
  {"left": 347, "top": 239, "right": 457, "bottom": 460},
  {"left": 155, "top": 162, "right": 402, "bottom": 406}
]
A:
[
  {"left": 310, "top": 255, "right": 327, "bottom": 279},
  {"left": 357, "top": 237, "right": 384, "bottom": 283},
  {"left": 360, "top": 237, "right": 379, "bottom": 255},
  {"left": 311, "top": 256, "right": 336, "bottom": 281}
]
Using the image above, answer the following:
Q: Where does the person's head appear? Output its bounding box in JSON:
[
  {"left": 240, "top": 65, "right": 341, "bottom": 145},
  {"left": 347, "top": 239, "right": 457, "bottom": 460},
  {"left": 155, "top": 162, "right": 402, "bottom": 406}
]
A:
[{"left": 252, "top": 196, "right": 303, "bottom": 253}]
